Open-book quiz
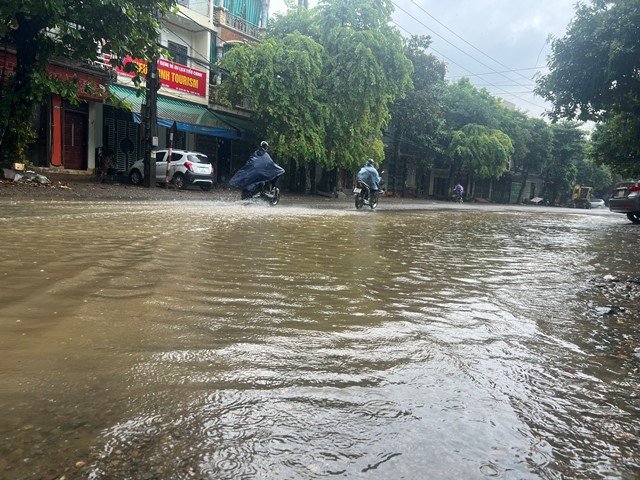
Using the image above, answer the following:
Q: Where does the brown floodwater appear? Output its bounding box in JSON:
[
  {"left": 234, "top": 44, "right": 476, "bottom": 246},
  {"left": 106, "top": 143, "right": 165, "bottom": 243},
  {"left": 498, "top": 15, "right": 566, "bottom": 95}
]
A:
[{"left": 0, "top": 199, "right": 638, "bottom": 479}]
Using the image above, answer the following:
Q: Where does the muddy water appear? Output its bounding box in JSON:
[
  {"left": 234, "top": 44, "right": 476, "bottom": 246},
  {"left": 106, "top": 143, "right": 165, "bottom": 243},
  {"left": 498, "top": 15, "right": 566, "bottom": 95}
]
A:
[{"left": 0, "top": 200, "right": 638, "bottom": 479}]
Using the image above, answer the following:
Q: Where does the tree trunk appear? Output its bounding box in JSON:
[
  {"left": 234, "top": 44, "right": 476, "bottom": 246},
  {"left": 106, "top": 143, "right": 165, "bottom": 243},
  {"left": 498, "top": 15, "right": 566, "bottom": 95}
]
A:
[
  {"left": 392, "top": 128, "right": 402, "bottom": 197},
  {"left": 517, "top": 168, "right": 530, "bottom": 203},
  {"left": 0, "top": 14, "right": 46, "bottom": 165}
]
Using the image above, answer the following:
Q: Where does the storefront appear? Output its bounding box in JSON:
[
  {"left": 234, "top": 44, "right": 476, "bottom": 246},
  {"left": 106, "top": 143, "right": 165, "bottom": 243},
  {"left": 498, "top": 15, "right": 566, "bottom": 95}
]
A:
[
  {"left": 1, "top": 50, "right": 108, "bottom": 171},
  {"left": 106, "top": 85, "right": 254, "bottom": 182}
]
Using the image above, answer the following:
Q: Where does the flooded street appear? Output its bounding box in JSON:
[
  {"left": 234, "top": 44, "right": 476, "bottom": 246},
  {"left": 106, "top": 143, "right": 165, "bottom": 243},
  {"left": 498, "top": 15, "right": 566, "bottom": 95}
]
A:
[{"left": 1, "top": 199, "right": 639, "bottom": 479}]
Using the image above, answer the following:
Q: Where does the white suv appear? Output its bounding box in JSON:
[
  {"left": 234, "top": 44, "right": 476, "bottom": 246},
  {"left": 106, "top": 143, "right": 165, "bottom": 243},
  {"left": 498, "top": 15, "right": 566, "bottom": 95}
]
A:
[{"left": 128, "top": 149, "right": 214, "bottom": 191}]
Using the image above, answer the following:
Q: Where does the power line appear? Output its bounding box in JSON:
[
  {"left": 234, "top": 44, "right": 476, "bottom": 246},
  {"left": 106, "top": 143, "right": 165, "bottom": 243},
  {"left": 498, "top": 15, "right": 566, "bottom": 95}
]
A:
[
  {"left": 406, "top": 0, "right": 540, "bottom": 86},
  {"left": 390, "top": 2, "right": 547, "bottom": 111},
  {"left": 393, "top": 19, "right": 543, "bottom": 106},
  {"left": 447, "top": 66, "right": 547, "bottom": 80},
  {"left": 392, "top": 21, "right": 472, "bottom": 74},
  {"left": 391, "top": 1, "right": 530, "bottom": 90}
]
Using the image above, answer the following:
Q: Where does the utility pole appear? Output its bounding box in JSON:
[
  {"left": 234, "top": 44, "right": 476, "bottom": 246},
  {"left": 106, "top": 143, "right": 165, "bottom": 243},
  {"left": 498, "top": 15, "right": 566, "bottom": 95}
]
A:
[
  {"left": 143, "top": 9, "right": 160, "bottom": 187},
  {"left": 165, "top": 121, "right": 176, "bottom": 189}
]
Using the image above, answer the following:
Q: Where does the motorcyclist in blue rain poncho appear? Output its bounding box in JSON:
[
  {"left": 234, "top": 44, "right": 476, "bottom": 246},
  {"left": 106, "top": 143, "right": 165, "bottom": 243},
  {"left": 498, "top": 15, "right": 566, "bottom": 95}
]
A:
[
  {"left": 357, "top": 158, "right": 380, "bottom": 192},
  {"left": 229, "top": 141, "right": 285, "bottom": 198}
]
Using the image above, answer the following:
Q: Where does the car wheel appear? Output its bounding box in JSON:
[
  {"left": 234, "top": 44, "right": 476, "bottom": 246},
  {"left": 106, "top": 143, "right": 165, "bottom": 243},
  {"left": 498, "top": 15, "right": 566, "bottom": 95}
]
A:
[
  {"left": 172, "top": 173, "right": 187, "bottom": 190},
  {"left": 627, "top": 212, "right": 640, "bottom": 224},
  {"left": 200, "top": 184, "right": 212, "bottom": 192},
  {"left": 129, "top": 169, "right": 143, "bottom": 185}
]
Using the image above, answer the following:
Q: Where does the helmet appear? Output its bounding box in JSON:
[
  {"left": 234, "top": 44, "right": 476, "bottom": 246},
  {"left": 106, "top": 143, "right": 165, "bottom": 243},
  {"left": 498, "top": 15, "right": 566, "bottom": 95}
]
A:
[
  {"left": 260, "top": 141, "right": 269, "bottom": 150},
  {"left": 366, "top": 158, "right": 374, "bottom": 167}
]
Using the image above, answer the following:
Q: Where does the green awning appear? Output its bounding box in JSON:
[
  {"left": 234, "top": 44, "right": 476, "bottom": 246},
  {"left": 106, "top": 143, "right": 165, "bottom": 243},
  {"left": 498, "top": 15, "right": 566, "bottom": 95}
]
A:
[
  {"left": 108, "top": 85, "right": 242, "bottom": 139},
  {"left": 208, "top": 109, "right": 256, "bottom": 138}
]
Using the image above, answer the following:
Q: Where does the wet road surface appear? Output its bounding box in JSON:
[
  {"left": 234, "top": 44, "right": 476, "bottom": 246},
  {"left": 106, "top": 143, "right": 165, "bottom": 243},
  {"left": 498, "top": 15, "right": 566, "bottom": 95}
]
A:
[{"left": 0, "top": 199, "right": 638, "bottom": 479}]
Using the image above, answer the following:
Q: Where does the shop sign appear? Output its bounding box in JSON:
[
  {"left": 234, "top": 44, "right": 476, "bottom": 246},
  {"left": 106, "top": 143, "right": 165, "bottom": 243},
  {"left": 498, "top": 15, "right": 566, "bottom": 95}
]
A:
[
  {"left": 115, "top": 56, "right": 206, "bottom": 97},
  {"left": 1, "top": 51, "right": 106, "bottom": 102}
]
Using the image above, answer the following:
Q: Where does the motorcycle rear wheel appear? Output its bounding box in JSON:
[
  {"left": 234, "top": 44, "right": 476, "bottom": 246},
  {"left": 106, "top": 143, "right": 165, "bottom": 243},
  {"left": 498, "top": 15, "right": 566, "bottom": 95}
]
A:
[
  {"left": 268, "top": 189, "right": 280, "bottom": 206},
  {"left": 355, "top": 192, "right": 364, "bottom": 209},
  {"left": 370, "top": 192, "right": 378, "bottom": 209}
]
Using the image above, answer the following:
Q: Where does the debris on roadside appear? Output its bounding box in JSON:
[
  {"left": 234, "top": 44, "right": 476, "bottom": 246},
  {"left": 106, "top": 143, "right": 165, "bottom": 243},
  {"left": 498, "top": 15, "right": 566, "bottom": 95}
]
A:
[{"left": 1, "top": 168, "right": 52, "bottom": 185}]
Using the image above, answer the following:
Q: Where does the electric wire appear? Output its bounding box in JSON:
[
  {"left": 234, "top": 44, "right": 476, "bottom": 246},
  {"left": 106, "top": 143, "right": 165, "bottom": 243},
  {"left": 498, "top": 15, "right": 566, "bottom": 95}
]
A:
[
  {"left": 407, "top": 0, "right": 541, "bottom": 86},
  {"left": 390, "top": 3, "right": 546, "bottom": 111}
]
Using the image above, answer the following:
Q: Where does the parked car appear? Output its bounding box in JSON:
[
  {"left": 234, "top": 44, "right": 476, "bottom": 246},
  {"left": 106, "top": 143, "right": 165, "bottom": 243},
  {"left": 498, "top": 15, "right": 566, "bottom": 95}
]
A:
[
  {"left": 128, "top": 149, "right": 214, "bottom": 191},
  {"left": 589, "top": 198, "right": 606, "bottom": 208},
  {"left": 608, "top": 181, "right": 640, "bottom": 223}
]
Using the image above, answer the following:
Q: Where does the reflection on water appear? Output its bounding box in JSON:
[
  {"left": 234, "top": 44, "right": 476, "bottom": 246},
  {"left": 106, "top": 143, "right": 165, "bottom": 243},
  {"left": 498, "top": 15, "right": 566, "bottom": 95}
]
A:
[{"left": 0, "top": 200, "right": 638, "bottom": 479}]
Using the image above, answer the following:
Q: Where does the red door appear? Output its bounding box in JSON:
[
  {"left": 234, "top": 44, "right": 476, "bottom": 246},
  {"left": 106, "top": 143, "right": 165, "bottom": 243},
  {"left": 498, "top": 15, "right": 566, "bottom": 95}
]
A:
[{"left": 63, "top": 111, "right": 88, "bottom": 170}]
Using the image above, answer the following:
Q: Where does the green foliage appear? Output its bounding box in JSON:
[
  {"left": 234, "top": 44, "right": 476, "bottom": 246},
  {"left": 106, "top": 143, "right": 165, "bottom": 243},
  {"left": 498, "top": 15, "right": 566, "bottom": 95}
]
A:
[
  {"left": 575, "top": 155, "right": 613, "bottom": 196},
  {"left": 220, "top": 0, "right": 412, "bottom": 171},
  {"left": 542, "top": 122, "right": 585, "bottom": 203},
  {"left": 388, "top": 35, "right": 447, "bottom": 166},
  {"left": 447, "top": 124, "right": 513, "bottom": 180},
  {"left": 535, "top": 0, "right": 640, "bottom": 177},
  {"left": 0, "top": 0, "right": 175, "bottom": 164},
  {"left": 589, "top": 113, "right": 640, "bottom": 178},
  {"left": 443, "top": 78, "right": 504, "bottom": 131},
  {"left": 536, "top": 0, "right": 640, "bottom": 122},
  {"left": 219, "top": 33, "right": 327, "bottom": 167},
  {"left": 525, "top": 118, "right": 553, "bottom": 174},
  {"left": 5, "top": 117, "right": 37, "bottom": 163}
]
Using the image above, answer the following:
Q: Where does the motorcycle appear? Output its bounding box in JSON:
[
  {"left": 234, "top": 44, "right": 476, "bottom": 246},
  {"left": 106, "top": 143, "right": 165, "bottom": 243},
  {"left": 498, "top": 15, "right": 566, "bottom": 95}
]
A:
[
  {"left": 241, "top": 180, "right": 280, "bottom": 206},
  {"left": 453, "top": 191, "right": 463, "bottom": 203},
  {"left": 354, "top": 174, "right": 384, "bottom": 210}
]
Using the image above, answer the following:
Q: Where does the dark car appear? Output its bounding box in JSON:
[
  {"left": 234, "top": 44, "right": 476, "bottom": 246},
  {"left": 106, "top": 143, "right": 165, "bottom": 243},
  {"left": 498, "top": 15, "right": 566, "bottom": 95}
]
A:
[{"left": 608, "top": 181, "right": 640, "bottom": 223}]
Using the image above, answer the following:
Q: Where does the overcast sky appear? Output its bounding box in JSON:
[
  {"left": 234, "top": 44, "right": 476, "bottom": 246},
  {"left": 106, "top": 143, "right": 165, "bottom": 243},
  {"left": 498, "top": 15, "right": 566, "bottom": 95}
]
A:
[{"left": 269, "top": 0, "right": 579, "bottom": 119}]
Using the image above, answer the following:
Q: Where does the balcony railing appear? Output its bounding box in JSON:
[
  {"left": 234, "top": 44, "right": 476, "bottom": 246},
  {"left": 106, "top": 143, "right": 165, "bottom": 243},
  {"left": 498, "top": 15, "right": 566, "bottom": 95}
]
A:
[
  {"left": 223, "top": 10, "right": 260, "bottom": 38},
  {"left": 178, "top": 1, "right": 261, "bottom": 39}
]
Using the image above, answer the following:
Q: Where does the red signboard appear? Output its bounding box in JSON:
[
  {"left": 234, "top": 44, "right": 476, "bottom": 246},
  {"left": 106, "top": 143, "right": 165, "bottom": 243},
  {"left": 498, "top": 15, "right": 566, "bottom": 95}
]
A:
[
  {"left": 115, "top": 56, "right": 206, "bottom": 97},
  {"left": 1, "top": 51, "right": 106, "bottom": 102}
]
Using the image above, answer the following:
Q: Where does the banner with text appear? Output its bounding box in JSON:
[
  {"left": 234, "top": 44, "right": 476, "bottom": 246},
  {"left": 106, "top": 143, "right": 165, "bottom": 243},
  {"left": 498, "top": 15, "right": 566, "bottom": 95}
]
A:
[{"left": 116, "top": 56, "right": 207, "bottom": 98}]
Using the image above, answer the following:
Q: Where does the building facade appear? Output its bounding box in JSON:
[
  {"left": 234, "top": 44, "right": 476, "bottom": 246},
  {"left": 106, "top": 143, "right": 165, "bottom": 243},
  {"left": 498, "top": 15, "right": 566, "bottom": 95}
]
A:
[{"left": 14, "top": 0, "right": 269, "bottom": 183}]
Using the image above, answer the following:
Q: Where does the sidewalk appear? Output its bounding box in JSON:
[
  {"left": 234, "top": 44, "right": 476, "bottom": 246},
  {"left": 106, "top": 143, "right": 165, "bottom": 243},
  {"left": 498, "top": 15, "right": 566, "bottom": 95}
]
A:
[
  {"left": 0, "top": 167, "right": 455, "bottom": 209},
  {"left": 0, "top": 169, "right": 358, "bottom": 204}
]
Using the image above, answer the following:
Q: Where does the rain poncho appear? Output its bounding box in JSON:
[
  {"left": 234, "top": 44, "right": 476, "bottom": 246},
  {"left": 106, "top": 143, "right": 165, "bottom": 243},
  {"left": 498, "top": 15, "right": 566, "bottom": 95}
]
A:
[
  {"left": 229, "top": 149, "right": 285, "bottom": 193},
  {"left": 357, "top": 165, "right": 380, "bottom": 190}
]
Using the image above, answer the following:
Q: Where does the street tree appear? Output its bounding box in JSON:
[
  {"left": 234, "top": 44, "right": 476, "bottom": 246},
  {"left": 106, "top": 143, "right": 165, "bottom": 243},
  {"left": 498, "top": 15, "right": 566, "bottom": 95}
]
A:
[
  {"left": 500, "top": 112, "right": 552, "bottom": 203},
  {"left": 542, "top": 122, "right": 585, "bottom": 205},
  {"left": 314, "top": 0, "right": 413, "bottom": 171},
  {"left": 443, "top": 78, "right": 503, "bottom": 131},
  {"left": 535, "top": 0, "right": 640, "bottom": 177},
  {"left": 575, "top": 154, "right": 613, "bottom": 198},
  {"left": 0, "top": 0, "right": 176, "bottom": 166},
  {"left": 441, "top": 78, "right": 510, "bottom": 189},
  {"left": 589, "top": 114, "right": 640, "bottom": 178},
  {"left": 219, "top": 33, "right": 327, "bottom": 167},
  {"left": 222, "top": 0, "right": 412, "bottom": 180},
  {"left": 447, "top": 123, "right": 513, "bottom": 197},
  {"left": 387, "top": 35, "right": 447, "bottom": 196}
]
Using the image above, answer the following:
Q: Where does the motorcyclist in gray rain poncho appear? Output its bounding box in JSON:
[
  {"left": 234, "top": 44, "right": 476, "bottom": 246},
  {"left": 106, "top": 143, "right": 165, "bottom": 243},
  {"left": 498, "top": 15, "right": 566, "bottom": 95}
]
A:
[{"left": 229, "top": 141, "right": 285, "bottom": 199}]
